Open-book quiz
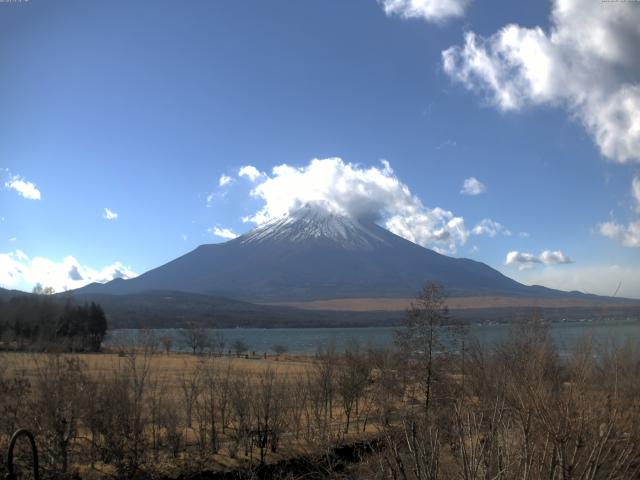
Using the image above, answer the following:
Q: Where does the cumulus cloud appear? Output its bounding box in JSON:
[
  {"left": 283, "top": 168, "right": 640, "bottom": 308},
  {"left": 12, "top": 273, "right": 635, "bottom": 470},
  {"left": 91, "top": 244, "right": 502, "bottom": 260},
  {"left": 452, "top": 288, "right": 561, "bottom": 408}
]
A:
[
  {"left": 472, "top": 218, "right": 511, "bottom": 237},
  {"left": 506, "top": 251, "right": 541, "bottom": 269},
  {"left": 598, "top": 177, "right": 640, "bottom": 248},
  {"left": 0, "top": 250, "right": 137, "bottom": 292},
  {"left": 5, "top": 175, "right": 41, "bottom": 200},
  {"left": 246, "top": 157, "right": 469, "bottom": 253},
  {"left": 103, "top": 208, "right": 118, "bottom": 220},
  {"left": 598, "top": 220, "right": 640, "bottom": 248},
  {"left": 379, "top": 0, "right": 470, "bottom": 22},
  {"left": 506, "top": 249, "right": 574, "bottom": 270},
  {"left": 210, "top": 227, "right": 238, "bottom": 240},
  {"left": 539, "top": 250, "right": 573, "bottom": 265},
  {"left": 238, "top": 165, "right": 263, "bottom": 182},
  {"left": 442, "top": 0, "right": 640, "bottom": 163},
  {"left": 461, "top": 177, "right": 486, "bottom": 195},
  {"left": 219, "top": 174, "right": 233, "bottom": 187},
  {"left": 385, "top": 208, "right": 468, "bottom": 251}
]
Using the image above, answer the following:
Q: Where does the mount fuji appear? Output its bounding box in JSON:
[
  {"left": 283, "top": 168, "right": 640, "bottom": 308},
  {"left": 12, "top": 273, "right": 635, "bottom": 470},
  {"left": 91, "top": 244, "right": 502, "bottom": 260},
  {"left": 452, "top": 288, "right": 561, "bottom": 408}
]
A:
[{"left": 75, "top": 204, "right": 593, "bottom": 303}]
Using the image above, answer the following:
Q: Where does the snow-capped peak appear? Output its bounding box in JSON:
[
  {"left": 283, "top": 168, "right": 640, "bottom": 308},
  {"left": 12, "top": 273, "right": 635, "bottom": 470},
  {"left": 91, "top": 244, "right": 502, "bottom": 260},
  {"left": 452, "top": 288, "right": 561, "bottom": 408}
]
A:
[{"left": 239, "top": 203, "right": 389, "bottom": 250}]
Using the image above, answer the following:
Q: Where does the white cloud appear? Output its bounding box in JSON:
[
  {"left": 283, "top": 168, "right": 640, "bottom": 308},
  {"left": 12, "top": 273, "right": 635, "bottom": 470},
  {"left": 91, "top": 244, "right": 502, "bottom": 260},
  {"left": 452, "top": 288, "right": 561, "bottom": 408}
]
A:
[
  {"left": 102, "top": 208, "right": 118, "bottom": 220},
  {"left": 238, "top": 165, "right": 263, "bottom": 182},
  {"left": 598, "top": 177, "right": 640, "bottom": 248},
  {"left": 210, "top": 227, "right": 238, "bottom": 240},
  {"left": 246, "top": 157, "right": 469, "bottom": 253},
  {"left": 0, "top": 250, "right": 137, "bottom": 292},
  {"left": 598, "top": 220, "right": 640, "bottom": 248},
  {"left": 379, "top": 0, "right": 470, "bottom": 22},
  {"left": 442, "top": 0, "right": 640, "bottom": 163},
  {"left": 633, "top": 176, "right": 640, "bottom": 212},
  {"left": 506, "top": 249, "right": 574, "bottom": 270},
  {"left": 219, "top": 174, "right": 233, "bottom": 187},
  {"left": 506, "top": 251, "right": 541, "bottom": 270},
  {"left": 8, "top": 237, "right": 16, "bottom": 242},
  {"left": 519, "top": 231, "right": 530, "bottom": 238},
  {"left": 539, "top": 250, "right": 573, "bottom": 265},
  {"left": 5, "top": 175, "right": 41, "bottom": 200},
  {"left": 461, "top": 177, "right": 486, "bottom": 195},
  {"left": 472, "top": 218, "right": 510, "bottom": 237},
  {"left": 513, "top": 264, "right": 640, "bottom": 299},
  {"left": 385, "top": 208, "right": 468, "bottom": 251}
]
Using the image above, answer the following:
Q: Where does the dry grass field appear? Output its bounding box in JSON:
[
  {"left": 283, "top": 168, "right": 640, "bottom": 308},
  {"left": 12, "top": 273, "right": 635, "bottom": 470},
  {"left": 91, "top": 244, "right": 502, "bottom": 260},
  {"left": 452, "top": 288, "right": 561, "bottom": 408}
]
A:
[
  {"left": 0, "top": 346, "right": 382, "bottom": 479},
  {"left": 2, "top": 350, "right": 314, "bottom": 382},
  {"left": 2, "top": 315, "right": 640, "bottom": 479},
  {"left": 267, "top": 295, "right": 640, "bottom": 311}
]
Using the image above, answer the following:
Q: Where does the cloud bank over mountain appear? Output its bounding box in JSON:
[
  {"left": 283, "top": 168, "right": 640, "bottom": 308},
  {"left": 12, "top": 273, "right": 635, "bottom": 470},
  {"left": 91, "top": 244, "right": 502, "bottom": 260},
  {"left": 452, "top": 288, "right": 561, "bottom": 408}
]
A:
[
  {"left": 241, "top": 157, "right": 470, "bottom": 253},
  {"left": 0, "top": 250, "right": 137, "bottom": 292}
]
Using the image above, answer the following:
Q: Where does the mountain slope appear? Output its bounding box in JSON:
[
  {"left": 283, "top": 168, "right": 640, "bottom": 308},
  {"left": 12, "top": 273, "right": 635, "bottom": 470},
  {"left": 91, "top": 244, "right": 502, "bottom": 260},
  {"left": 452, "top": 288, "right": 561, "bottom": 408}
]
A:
[{"left": 75, "top": 205, "right": 599, "bottom": 302}]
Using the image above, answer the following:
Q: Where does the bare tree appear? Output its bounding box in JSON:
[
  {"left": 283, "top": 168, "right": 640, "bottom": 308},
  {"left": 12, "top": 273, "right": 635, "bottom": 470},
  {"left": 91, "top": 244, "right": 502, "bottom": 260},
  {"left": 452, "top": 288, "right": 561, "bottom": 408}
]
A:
[
  {"left": 228, "top": 376, "right": 251, "bottom": 458},
  {"left": 194, "top": 357, "right": 221, "bottom": 453},
  {"left": 91, "top": 352, "right": 152, "bottom": 479},
  {"left": 0, "top": 362, "right": 32, "bottom": 469},
  {"left": 31, "top": 355, "right": 87, "bottom": 474},
  {"left": 159, "top": 336, "right": 173, "bottom": 354},
  {"left": 180, "top": 362, "right": 202, "bottom": 432},
  {"left": 336, "top": 342, "right": 370, "bottom": 433},
  {"left": 250, "top": 368, "right": 287, "bottom": 463},
  {"left": 396, "top": 283, "right": 448, "bottom": 415},
  {"left": 180, "top": 323, "right": 210, "bottom": 355},
  {"left": 232, "top": 338, "right": 249, "bottom": 356},
  {"left": 272, "top": 344, "right": 288, "bottom": 357}
]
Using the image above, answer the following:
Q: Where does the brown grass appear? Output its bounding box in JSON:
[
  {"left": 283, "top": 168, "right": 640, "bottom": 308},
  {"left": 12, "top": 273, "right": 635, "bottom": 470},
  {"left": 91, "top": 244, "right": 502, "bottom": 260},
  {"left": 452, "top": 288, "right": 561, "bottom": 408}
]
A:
[
  {"left": 1, "top": 350, "right": 314, "bottom": 386},
  {"left": 265, "top": 295, "right": 640, "bottom": 311},
  {"left": 3, "top": 320, "right": 640, "bottom": 479}
]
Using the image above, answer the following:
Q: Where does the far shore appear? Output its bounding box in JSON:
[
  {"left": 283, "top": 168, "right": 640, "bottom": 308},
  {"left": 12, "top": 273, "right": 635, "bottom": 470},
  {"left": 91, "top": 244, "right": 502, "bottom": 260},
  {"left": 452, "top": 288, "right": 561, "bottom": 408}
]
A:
[{"left": 264, "top": 295, "right": 640, "bottom": 311}]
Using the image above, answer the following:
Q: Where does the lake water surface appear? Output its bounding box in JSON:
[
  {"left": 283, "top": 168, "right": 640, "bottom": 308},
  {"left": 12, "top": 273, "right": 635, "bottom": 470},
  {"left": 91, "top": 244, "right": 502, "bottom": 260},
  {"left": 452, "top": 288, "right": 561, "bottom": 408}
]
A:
[{"left": 105, "top": 318, "right": 640, "bottom": 355}]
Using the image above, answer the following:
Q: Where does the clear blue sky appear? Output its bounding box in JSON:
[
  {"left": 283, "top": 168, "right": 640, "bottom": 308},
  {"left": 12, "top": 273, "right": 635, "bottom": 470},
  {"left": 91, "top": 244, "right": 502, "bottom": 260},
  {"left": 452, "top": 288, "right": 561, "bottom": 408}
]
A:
[{"left": 1, "top": 0, "right": 639, "bottom": 297}]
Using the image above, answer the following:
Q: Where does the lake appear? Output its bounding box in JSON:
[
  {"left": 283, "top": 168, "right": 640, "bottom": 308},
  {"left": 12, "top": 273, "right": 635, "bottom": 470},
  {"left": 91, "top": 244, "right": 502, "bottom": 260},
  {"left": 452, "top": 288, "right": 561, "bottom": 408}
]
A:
[{"left": 105, "top": 318, "right": 640, "bottom": 355}]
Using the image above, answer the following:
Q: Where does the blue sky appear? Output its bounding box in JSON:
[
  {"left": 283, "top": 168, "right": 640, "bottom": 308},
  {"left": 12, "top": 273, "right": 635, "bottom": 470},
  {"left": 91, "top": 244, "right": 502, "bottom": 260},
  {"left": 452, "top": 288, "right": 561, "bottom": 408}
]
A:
[{"left": 1, "top": 0, "right": 639, "bottom": 297}]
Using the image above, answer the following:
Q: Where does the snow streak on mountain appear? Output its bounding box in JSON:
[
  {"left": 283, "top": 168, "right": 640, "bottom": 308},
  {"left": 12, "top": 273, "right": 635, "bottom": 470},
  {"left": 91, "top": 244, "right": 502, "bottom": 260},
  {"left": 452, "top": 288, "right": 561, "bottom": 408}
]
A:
[{"left": 240, "top": 204, "right": 389, "bottom": 251}]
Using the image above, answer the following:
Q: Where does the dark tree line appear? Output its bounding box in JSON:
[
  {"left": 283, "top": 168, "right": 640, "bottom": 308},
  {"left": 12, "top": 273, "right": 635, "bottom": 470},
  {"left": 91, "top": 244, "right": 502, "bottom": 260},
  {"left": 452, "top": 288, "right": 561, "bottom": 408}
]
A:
[{"left": 0, "top": 294, "right": 108, "bottom": 352}]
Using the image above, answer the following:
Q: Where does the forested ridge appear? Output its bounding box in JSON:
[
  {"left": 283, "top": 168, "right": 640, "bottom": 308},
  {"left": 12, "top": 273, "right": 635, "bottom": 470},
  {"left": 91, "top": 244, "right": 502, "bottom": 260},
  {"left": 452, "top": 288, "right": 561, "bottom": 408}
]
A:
[{"left": 0, "top": 294, "right": 107, "bottom": 352}]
